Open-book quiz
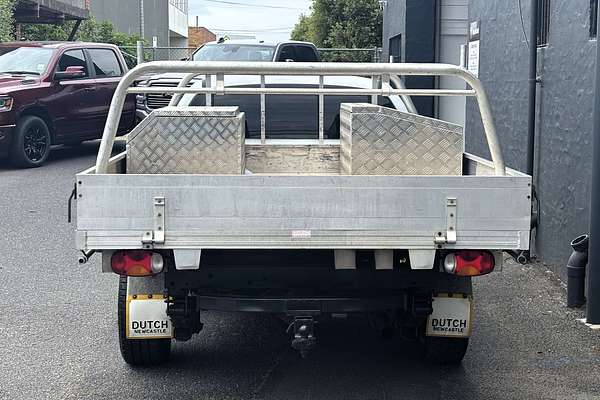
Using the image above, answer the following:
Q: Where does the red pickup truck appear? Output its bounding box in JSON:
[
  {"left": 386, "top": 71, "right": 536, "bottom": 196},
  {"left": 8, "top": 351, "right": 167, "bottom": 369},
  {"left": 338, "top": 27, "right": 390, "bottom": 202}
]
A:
[{"left": 0, "top": 42, "right": 136, "bottom": 167}]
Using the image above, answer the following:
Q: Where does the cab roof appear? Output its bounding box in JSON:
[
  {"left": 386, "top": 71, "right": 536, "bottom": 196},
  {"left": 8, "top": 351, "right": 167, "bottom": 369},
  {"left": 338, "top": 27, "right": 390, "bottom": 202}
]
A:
[{"left": 202, "top": 39, "right": 315, "bottom": 47}]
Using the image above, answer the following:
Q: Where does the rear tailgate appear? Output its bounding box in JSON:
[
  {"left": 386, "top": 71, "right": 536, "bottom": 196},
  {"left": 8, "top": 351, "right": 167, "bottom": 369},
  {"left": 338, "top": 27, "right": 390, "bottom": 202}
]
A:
[{"left": 75, "top": 171, "right": 531, "bottom": 251}]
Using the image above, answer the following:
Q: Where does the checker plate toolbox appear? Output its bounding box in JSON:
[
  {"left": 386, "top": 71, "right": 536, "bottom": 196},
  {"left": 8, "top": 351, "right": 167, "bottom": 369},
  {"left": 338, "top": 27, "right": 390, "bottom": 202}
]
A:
[
  {"left": 127, "top": 106, "right": 245, "bottom": 175},
  {"left": 339, "top": 103, "right": 464, "bottom": 176}
]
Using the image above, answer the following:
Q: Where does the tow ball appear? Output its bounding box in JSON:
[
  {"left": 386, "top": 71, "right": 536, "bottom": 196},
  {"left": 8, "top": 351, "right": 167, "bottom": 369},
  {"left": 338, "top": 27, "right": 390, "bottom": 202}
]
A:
[{"left": 289, "top": 317, "right": 316, "bottom": 358}]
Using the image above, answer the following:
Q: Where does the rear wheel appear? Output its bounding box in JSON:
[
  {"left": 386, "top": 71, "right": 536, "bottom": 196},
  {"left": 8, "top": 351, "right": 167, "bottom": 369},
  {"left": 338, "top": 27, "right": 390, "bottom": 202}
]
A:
[
  {"left": 10, "top": 116, "right": 51, "bottom": 168},
  {"left": 118, "top": 276, "right": 171, "bottom": 366}
]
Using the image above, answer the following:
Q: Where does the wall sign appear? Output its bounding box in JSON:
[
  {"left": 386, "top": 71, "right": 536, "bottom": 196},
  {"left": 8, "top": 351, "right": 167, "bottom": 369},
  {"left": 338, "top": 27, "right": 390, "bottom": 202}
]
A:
[
  {"left": 469, "top": 20, "right": 480, "bottom": 41},
  {"left": 468, "top": 40, "right": 480, "bottom": 77},
  {"left": 468, "top": 21, "right": 480, "bottom": 77}
]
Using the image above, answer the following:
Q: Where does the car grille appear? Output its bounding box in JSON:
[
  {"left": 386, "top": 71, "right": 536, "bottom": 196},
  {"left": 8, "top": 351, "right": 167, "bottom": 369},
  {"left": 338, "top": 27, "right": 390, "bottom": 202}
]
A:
[{"left": 146, "top": 81, "right": 193, "bottom": 110}]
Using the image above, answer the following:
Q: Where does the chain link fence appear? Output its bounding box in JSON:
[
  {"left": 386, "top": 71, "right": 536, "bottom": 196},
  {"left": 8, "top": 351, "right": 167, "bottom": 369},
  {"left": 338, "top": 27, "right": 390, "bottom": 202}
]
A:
[
  {"left": 119, "top": 45, "right": 382, "bottom": 66},
  {"left": 119, "top": 46, "right": 196, "bottom": 66}
]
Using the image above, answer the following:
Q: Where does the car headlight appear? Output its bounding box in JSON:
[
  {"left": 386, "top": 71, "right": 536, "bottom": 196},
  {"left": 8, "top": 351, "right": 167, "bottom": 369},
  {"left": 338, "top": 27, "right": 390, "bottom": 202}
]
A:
[
  {"left": 135, "top": 81, "right": 148, "bottom": 106},
  {"left": 136, "top": 94, "right": 146, "bottom": 105},
  {"left": 0, "top": 96, "right": 13, "bottom": 112}
]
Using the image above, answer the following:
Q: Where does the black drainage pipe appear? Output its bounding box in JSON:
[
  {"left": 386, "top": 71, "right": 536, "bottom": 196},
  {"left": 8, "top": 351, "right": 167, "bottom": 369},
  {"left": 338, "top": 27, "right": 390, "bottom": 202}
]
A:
[
  {"left": 567, "top": 234, "right": 589, "bottom": 308},
  {"left": 527, "top": 0, "right": 539, "bottom": 177}
]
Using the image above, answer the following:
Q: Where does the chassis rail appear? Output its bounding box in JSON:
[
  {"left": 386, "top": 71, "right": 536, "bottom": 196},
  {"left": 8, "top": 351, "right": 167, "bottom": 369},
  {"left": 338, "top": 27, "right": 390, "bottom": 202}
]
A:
[
  {"left": 194, "top": 295, "right": 408, "bottom": 314},
  {"left": 96, "top": 62, "right": 506, "bottom": 176}
]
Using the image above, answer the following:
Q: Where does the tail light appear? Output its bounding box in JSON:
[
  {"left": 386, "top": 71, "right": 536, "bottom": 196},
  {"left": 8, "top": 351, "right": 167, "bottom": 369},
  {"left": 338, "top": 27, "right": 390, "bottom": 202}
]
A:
[
  {"left": 111, "top": 250, "right": 164, "bottom": 276},
  {"left": 443, "top": 251, "right": 495, "bottom": 276}
]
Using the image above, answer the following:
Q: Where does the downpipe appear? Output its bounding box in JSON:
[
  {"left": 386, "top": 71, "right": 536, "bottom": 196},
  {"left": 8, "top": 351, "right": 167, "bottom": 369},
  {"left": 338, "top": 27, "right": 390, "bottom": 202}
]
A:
[
  {"left": 567, "top": 235, "right": 589, "bottom": 308},
  {"left": 526, "top": 0, "right": 541, "bottom": 264},
  {"left": 526, "top": 0, "right": 539, "bottom": 177}
]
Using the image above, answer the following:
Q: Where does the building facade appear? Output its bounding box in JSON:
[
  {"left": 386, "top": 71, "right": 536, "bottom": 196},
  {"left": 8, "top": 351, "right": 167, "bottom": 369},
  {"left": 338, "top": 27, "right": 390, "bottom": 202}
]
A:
[
  {"left": 89, "top": 0, "right": 188, "bottom": 49},
  {"left": 466, "top": 0, "right": 597, "bottom": 276},
  {"left": 382, "top": 0, "right": 468, "bottom": 126},
  {"left": 382, "top": 0, "right": 598, "bottom": 278},
  {"left": 382, "top": 0, "right": 437, "bottom": 117}
]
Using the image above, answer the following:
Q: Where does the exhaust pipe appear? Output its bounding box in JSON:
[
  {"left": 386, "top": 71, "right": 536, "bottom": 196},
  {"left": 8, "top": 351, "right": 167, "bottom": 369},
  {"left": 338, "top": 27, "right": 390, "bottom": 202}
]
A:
[
  {"left": 507, "top": 250, "right": 529, "bottom": 265},
  {"left": 78, "top": 250, "right": 96, "bottom": 265},
  {"left": 567, "top": 235, "right": 589, "bottom": 308}
]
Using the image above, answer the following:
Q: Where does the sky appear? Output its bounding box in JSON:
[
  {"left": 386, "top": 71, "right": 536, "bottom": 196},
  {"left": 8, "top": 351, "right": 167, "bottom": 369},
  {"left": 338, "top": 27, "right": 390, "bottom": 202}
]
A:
[{"left": 188, "top": 0, "right": 313, "bottom": 42}]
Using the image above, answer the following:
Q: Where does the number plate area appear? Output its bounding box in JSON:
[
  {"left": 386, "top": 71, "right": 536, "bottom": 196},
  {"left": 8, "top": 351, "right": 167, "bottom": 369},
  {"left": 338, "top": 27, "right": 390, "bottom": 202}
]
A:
[
  {"left": 126, "top": 295, "right": 173, "bottom": 339},
  {"left": 426, "top": 295, "right": 473, "bottom": 338}
]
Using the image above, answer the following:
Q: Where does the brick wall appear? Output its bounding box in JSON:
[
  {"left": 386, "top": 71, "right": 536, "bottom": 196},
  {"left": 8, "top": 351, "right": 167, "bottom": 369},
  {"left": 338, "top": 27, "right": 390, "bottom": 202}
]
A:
[{"left": 188, "top": 27, "right": 216, "bottom": 49}]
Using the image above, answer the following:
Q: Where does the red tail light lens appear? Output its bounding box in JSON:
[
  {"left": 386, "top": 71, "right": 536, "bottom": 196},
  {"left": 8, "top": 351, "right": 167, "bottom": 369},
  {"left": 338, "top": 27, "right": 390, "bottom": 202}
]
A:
[
  {"left": 444, "top": 251, "right": 495, "bottom": 276},
  {"left": 111, "top": 251, "right": 164, "bottom": 276}
]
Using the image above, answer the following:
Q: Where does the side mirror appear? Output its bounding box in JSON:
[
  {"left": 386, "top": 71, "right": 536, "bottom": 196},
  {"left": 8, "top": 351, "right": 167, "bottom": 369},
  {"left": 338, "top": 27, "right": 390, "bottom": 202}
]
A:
[{"left": 55, "top": 66, "right": 85, "bottom": 80}]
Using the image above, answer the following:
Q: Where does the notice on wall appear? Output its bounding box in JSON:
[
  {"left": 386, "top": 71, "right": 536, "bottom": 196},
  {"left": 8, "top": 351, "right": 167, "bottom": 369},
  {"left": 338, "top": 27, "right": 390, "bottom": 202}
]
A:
[
  {"left": 468, "top": 40, "right": 480, "bottom": 77},
  {"left": 469, "top": 21, "right": 480, "bottom": 41},
  {"left": 468, "top": 20, "right": 481, "bottom": 77}
]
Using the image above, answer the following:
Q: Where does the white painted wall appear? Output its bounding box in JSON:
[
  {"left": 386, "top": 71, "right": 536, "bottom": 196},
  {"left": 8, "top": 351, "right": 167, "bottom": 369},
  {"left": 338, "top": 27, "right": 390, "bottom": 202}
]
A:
[
  {"left": 169, "top": 2, "right": 188, "bottom": 39},
  {"left": 437, "top": 0, "right": 468, "bottom": 127}
]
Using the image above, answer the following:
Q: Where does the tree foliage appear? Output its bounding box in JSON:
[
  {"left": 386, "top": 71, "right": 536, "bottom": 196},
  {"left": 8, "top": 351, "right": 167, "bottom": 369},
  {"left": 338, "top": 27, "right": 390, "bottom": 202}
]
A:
[
  {"left": 17, "top": 18, "right": 144, "bottom": 67},
  {"left": 0, "top": 0, "right": 16, "bottom": 42},
  {"left": 291, "top": 0, "right": 383, "bottom": 61},
  {"left": 19, "top": 18, "right": 143, "bottom": 47}
]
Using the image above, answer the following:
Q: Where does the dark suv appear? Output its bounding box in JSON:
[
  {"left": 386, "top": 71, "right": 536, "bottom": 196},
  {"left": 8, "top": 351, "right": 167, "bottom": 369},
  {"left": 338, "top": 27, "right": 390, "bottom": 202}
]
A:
[{"left": 0, "top": 42, "right": 136, "bottom": 167}]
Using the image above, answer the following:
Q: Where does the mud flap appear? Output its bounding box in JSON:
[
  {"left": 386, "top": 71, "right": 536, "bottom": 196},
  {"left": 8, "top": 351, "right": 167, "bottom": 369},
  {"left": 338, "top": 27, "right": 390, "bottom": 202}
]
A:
[
  {"left": 126, "top": 294, "right": 173, "bottom": 339},
  {"left": 426, "top": 294, "right": 473, "bottom": 338}
]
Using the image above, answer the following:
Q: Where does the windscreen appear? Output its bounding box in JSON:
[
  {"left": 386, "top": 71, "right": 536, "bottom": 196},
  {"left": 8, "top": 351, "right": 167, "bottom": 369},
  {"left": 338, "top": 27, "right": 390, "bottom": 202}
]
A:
[
  {"left": 0, "top": 47, "right": 54, "bottom": 75},
  {"left": 193, "top": 44, "right": 276, "bottom": 62}
]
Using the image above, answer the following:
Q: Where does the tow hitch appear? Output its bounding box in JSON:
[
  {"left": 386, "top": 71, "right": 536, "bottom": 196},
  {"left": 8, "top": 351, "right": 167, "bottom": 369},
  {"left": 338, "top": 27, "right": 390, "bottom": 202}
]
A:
[{"left": 289, "top": 317, "right": 316, "bottom": 358}]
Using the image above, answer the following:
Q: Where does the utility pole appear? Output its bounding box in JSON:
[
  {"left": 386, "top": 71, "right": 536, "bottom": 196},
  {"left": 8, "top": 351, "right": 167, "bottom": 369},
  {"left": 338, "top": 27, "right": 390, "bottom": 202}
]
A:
[
  {"left": 136, "top": 40, "right": 144, "bottom": 65},
  {"left": 139, "top": 0, "right": 145, "bottom": 39},
  {"left": 587, "top": 5, "right": 600, "bottom": 325}
]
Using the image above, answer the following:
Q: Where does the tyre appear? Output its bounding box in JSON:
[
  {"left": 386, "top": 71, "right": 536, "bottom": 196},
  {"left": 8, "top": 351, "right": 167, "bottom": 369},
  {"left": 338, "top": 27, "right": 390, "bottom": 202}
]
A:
[
  {"left": 423, "top": 336, "right": 469, "bottom": 365},
  {"left": 10, "top": 116, "right": 51, "bottom": 168},
  {"left": 118, "top": 276, "right": 171, "bottom": 366}
]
